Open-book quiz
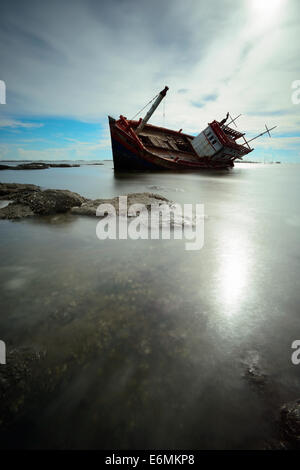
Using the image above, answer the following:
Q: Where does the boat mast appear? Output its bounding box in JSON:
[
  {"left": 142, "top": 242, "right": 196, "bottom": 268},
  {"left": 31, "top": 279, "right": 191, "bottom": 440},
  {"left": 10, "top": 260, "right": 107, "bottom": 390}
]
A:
[
  {"left": 135, "top": 86, "right": 169, "bottom": 134},
  {"left": 244, "top": 125, "right": 277, "bottom": 145}
]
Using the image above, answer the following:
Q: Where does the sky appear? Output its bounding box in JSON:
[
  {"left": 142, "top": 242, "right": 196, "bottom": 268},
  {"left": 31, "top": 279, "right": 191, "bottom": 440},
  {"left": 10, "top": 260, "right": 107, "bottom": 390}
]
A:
[{"left": 0, "top": 0, "right": 299, "bottom": 162}]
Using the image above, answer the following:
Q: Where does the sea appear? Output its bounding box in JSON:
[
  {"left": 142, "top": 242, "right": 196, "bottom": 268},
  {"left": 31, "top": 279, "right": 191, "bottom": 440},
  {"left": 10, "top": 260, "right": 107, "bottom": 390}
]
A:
[{"left": 0, "top": 160, "right": 300, "bottom": 449}]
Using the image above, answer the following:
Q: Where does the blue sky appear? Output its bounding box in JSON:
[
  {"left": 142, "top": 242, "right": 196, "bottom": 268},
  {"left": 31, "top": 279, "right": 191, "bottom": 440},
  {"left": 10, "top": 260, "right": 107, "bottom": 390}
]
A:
[
  {"left": 0, "top": 0, "right": 299, "bottom": 162},
  {"left": 0, "top": 118, "right": 110, "bottom": 160}
]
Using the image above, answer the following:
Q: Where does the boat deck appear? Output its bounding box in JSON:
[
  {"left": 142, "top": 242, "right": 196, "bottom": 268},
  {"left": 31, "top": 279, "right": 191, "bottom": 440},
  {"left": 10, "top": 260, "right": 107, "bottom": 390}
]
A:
[{"left": 135, "top": 125, "right": 201, "bottom": 162}]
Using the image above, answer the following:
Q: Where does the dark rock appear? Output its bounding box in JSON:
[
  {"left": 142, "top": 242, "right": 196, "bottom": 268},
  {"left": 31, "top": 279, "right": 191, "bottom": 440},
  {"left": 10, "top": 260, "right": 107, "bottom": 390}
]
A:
[
  {"left": 0, "top": 347, "right": 46, "bottom": 428},
  {"left": 0, "top": 163, "right": 80, "bottom": 171},
  {"left": 16, "top": 162, "right": 49, "bottom": 170},
  {"left": 71, "top": 192, "right": 170, "bottom": 216},
  {"left": 0, "top": 164, "right": 12, "bottom": 170},
  {"left": 242, "top": 350, "right": 268, "bottom": 390},
  {"left": 48, "top": 164, "right": 80, "bottom": 168},
  {"left": 0, "top": 183, "right": 87, "bottom": 218},
  {"left": 0, "top": 184, "right": 173, "bottom": 220},
  {"left": 0, "top": 203, "right": 34, "bottom": 220},
  {"left": 16, "top": 189, "right": 88, "bottom": 215},
  {"left": 244, "top": 363, "right": 268, "bottom": 389},
  {"left": 280, "top": 399, "right": 300, "bottom": 448},
  {"left": 0, "top": 183, "right": 41, "bottom": 198}
]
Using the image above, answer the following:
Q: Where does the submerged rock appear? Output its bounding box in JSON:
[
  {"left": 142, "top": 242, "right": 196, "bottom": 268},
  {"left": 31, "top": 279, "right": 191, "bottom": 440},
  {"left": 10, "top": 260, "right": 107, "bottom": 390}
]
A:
[
  {"left": 0, "top": 163, "right": 80, "bottom": 170},
  {"left": 87, "top": 163, "right": 104, "bottom": 165},
  {"left": 0, "top": 184, "right": 175, "bottom": 220},
  {"left": 0, "top": 183, "right": 88, "bottom": 218},
  {"left": 71, "top": 192, "right": 170, "bottom": 216},
  {"left": 16, "top": 162, "right": 50, "bottom": 170},
  {"left": 241, "top": 350, "right": 268, "bottom": 390},
  {"left": 0, "top": 347, "right": 46, "bottom": 428},
  {"left": 0, "top": 164, "right": 13, "bottom": 170},
  {"left": 17, "top": 189, "right": 87, "bottom": 215},
  {"left": 48, "top": 163, "right": 80, "bottom": 168},
  {"left": 279, "top": 399, "right": 300, "bottom": 448},
  {"left": 0, "top": 203, "right": 34, "bottom": 219},
  {"left": 0, "top": 183, "right": 41, "bottom": 198},
  {"left": 265, "top": 399, "right": 300, "bottom": 450}
]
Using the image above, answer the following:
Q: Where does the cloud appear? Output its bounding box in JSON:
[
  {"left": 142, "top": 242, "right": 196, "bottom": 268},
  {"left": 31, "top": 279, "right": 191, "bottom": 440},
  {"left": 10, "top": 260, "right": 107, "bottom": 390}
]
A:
[
  {"left": 16, "top": 136, "right": 110, "bottom": 160},
  {"left": 254, "top": 136, "right": 300, "bottom": 151},
  {"left": 0, "top": 0, "right": 299, "bottom": 159},
  {"left": 0, "top": 125, "right": 111, "bottom": 160},
  {"left": 190, "top": 102, "right": 205, "bottom": 109},
  {"left": 0, "top": 118, "right": 43, "bottom": 128},
  {"left": 202, "top": 94, "right": 218, "bottom": 102}
]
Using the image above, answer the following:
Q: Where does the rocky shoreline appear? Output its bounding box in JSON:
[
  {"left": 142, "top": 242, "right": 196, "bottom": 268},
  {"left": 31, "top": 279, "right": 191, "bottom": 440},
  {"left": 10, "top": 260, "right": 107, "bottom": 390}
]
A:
[
  {"left": 0, "top": 162, "right": 81, "bottom": 171},
  {"left": 0, "top": 182, "right": 171, "bottom": 219},
  {"left": 0, "top": 162, "right": 104, "bottom": 171}
]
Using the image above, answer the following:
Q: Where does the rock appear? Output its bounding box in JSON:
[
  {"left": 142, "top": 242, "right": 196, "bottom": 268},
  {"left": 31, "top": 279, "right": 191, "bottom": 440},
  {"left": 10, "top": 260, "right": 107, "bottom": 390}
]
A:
[
  {"left": 242, "top": 350, "right": 268, "bottom": 390},
  {"left": 0, "top": 183, "right": 87, "bottom": 218},
  {"left": 16, "top": 162, "right": 49, "bottom": 170},
  {"left": 0, "top": 164, "right": 13, "bottom": 170},
  {"left": 0, "top": 163, "right": 80, "bottom": 171},
  {"left": 148, "top": 185, "right": 164, "bottom": 191},
  {"left": 280, "top": 399, "right": 300, "bottom": 448},
  {"left": 0, "top": 347, "right": 46, "bottom": 428},
  {"left": 48, "top": 163, "right": 80, "bottom": 168},
  {"left": 0, "top": 185, "right": 175, "bottom": 221},
  {"left": 71, "top": 192, "right": 170, "bottom": 216},
  {"left": 0, "top": 184, "right": 41, "bottom": 219},
  {"left": 0, "top": 183, "right": 41, "bottom": 198},
  {"left": 0, "top": 203, "right": 34, "bottom": 220},
  {"left": 71, "top": 201, "right": 101, "bottom": 216},
  {"left": 16, "top": 189, "right": 88, "bottom": 215},
  {"left": 244, "top": 363, "right": 267, "bottom": 388}
]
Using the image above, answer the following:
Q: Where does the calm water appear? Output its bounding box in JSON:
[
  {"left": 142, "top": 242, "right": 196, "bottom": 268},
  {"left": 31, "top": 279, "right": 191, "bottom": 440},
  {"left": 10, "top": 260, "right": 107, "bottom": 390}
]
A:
[{"left": 0, "top": 161, "right": 300, "bottom": 449}]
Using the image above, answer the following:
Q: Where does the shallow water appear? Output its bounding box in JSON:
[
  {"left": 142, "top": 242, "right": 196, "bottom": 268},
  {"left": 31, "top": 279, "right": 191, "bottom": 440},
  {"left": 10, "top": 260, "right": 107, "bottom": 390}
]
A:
[{"left": 0, "top": 162, "right": 300, "bottom": 449}]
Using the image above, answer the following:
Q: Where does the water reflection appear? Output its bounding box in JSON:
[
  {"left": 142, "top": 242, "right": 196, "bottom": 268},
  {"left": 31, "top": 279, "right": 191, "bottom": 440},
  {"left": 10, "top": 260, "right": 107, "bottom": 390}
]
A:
[
  {"left": 217, "top": 230, "right": 251, "bottom": 316},
  {"left": 28, "top": 212, "right": 78, "bottom": 227},
  {"left": 1, "top": 164, "right": 300, "bottom": 449}
]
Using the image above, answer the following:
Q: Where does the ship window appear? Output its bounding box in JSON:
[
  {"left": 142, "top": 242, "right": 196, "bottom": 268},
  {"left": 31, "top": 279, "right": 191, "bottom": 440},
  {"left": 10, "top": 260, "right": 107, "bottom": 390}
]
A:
[{"left": 212, "top": 139, "right": 217, "bottom": 144}]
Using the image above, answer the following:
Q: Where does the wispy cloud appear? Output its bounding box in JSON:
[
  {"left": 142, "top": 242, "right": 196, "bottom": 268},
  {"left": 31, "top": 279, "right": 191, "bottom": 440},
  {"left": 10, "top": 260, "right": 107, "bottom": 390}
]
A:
[
  {"left": 16, "top": 137, "right": 110, "bottom": 161},
  {"left": 254, "top": 136, "right": 300, "bottom": 151},
  {"left": 0, "top": 118, "right": 44, "bottom": 129}
]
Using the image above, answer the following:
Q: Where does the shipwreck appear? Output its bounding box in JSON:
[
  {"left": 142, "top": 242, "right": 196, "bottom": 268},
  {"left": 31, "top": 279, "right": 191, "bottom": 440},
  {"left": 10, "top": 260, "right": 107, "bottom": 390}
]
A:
[{"left": 108, "top": 86, "right": 276, "bottom": 171}]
